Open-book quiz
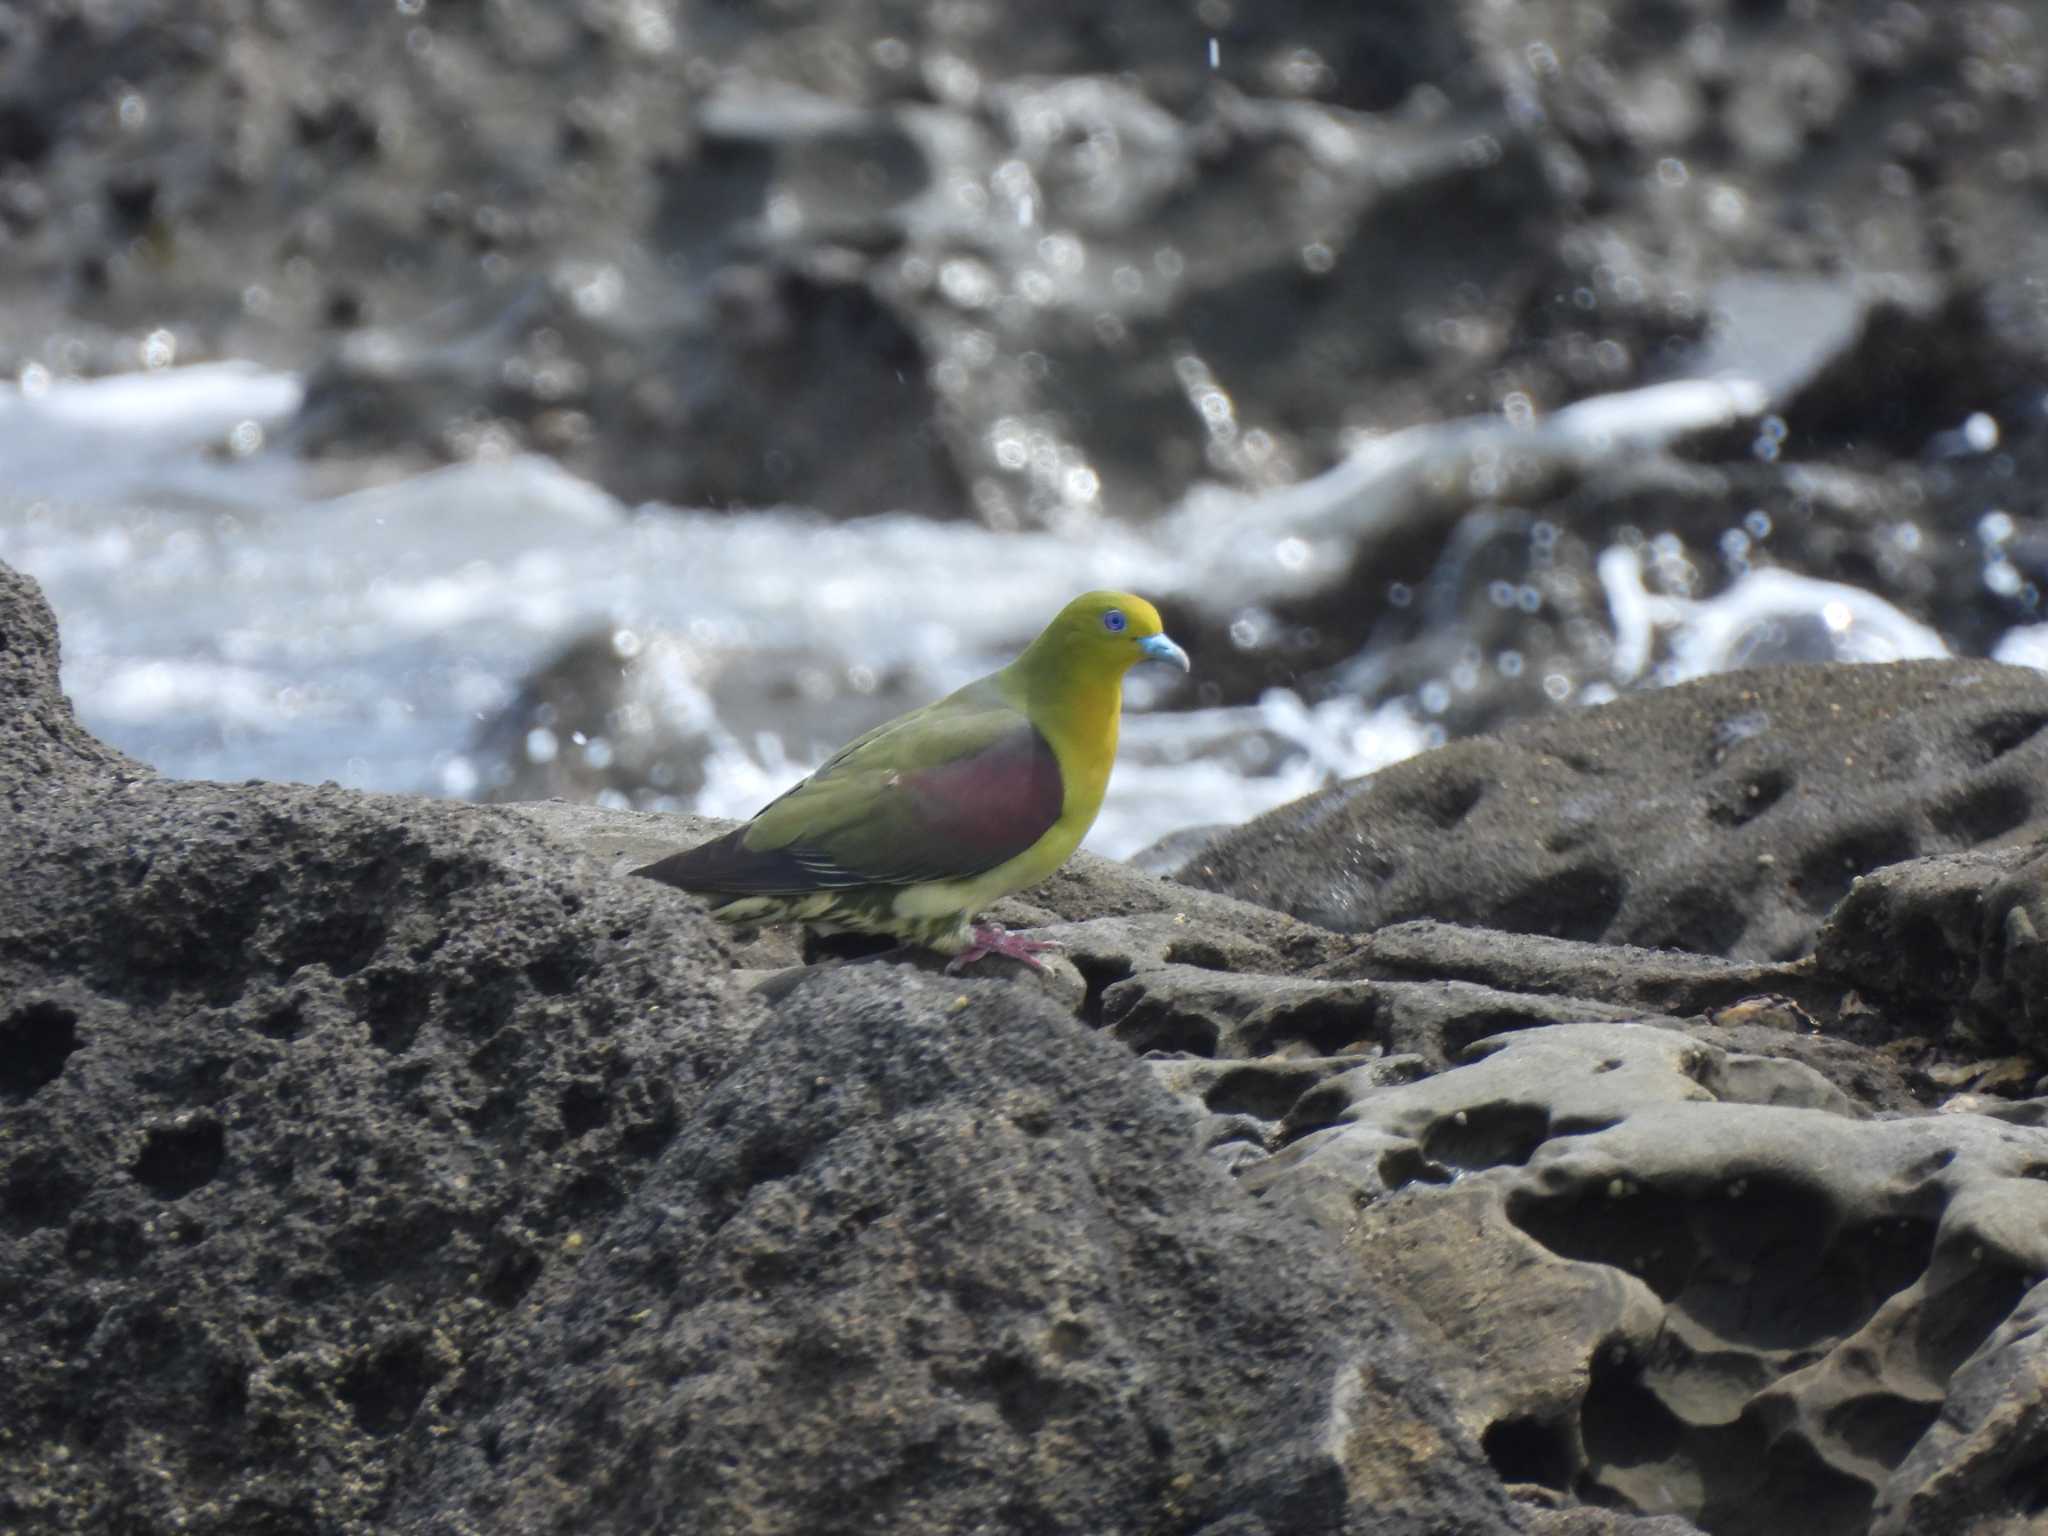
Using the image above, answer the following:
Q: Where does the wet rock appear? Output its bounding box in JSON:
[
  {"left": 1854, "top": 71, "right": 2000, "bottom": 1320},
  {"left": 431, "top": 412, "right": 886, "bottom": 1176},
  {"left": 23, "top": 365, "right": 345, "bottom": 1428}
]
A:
[
  {"left": 388, "top": 967, "right": 1521, "bottom": 1536},
  {"left": 1180, "top": 660, "right": 2048, "bottom": 964}
]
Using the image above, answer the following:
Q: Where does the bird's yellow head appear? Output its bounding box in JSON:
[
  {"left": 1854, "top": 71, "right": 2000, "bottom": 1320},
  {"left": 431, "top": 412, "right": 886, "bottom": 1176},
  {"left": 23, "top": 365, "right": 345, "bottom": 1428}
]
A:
[{"left": 1016, "top": 590, "right": 1191, "bottom": 685}]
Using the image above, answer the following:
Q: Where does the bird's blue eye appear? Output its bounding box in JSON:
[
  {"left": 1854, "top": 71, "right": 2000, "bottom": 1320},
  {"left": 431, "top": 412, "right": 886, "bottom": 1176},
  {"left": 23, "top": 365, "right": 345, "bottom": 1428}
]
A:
[{"left": 1102, "top": 609, "right": 1127, "bottom": 633}]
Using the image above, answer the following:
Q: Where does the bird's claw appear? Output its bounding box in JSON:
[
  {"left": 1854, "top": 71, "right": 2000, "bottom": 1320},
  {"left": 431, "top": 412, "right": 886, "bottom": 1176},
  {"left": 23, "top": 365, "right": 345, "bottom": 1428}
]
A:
[{"left": 946, "top": 923, "right": 1062, "bottom": 974}]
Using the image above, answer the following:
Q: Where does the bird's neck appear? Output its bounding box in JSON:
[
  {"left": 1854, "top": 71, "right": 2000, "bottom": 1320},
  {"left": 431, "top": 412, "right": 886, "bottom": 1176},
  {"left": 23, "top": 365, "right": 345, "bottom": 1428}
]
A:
[{"left": 1004, "top": 655, "right": 1124, "bottom": 813}]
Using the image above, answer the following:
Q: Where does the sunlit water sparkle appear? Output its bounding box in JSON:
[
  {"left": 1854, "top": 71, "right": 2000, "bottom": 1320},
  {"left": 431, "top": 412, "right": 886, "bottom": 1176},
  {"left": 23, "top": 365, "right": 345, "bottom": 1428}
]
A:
[{"left": 0, "top": 363, "right": 2004, "bottom": 857}]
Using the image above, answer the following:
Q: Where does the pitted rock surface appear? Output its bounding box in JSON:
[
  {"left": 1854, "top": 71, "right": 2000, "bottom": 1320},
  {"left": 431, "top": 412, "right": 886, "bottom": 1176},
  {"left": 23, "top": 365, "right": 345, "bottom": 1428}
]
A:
[
  {"left": 391, "top": 967, "right": 1518, "bottom": 1536},
  {"left": 1178, "top": 661, "right": 2048, "bottom": 964},
  {"left": 0, "top": 773, "right": 749, "bottom": 1536},
  {"left": 1871, "top": 1277, "right": 2048, "bottom": 1536},
  {"left": 1244, "top": 1024, "right": 2048, "bottom": 1536},
  {"left": 1, "top": 561, "right": 1521, "bottom": 1536}
]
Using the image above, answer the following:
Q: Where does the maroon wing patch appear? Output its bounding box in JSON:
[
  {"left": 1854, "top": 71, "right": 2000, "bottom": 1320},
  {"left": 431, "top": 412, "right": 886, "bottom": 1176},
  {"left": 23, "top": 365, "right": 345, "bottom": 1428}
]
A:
[{"left": 883, "top": 723, "right": 1064, "bottom": 880}]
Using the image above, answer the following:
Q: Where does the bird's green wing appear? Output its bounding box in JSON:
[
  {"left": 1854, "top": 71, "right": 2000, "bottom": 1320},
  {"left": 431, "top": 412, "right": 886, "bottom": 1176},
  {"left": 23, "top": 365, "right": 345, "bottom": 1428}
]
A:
[{"left": 637, "top": 677, "right": 1065, "bottom": 894}]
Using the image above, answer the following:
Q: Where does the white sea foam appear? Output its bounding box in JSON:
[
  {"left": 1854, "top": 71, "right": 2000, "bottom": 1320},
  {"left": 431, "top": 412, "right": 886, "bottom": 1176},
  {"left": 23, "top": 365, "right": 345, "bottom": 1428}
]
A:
[{"left": 0, "top": 363, "right": 2020, "bottom": 859}]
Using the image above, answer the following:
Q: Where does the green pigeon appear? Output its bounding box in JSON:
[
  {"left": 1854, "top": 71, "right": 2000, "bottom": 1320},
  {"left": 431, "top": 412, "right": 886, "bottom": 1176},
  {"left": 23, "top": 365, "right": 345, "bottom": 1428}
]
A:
[{"left": 633, "top": 590, "right": 1190, "bottom": 969}]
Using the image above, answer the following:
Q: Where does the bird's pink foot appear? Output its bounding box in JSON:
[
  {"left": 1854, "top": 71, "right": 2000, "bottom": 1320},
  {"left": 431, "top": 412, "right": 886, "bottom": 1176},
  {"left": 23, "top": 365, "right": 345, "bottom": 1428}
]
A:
[{"left": 946, "top": 923, "right": 1061, "bottom": 974}]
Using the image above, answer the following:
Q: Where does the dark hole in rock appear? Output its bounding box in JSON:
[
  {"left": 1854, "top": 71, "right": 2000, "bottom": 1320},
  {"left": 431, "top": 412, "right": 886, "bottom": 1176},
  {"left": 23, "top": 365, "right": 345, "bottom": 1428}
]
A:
[
  {"left": 0, "top": 999, "right": 82, "bottom": 1101},
  {"left": 131, "top": 1117, "right": 227, "bottom": 1201},
  {"left": 620, "top": 1100, "right": 680, "bottom": 1160},
  {"left": 1847, "top": 1215, "right": 1940, "bottom": 1308},
  {"left": 1893, "top": 912, "right": 1963, "bottom": 995},
  {"left": 1071, "top": 955, "right": 1135, "bottom": 1029},
  {"left": 561, "top": 1170, "right": 622, "bottom": 1217},
  {"left": 1251, "top": 994, "right": 1380, "bottom": 1056},
  {"left": 1820, "top": 1391, "right": 1939, "bottom": 1471},
  {"left": 206, "top": 1356, "right": 251, "bottom": 1422},
  {"left": 1550, "top": 1115, "right": 1621, "bottom": 1139},
  {"left": 360, "top": 968, "right": 432, "bottom": 1053},
  {"left": 1493, "top": 860, "right": 1627, "bottom": 943},
  {"left": 1103, "top": 991, "right": 1220, "bottom": 1057},
  {"left": 1276, "top": 1082, "right": 1355, "bottom": 1144},
  {"left": 481, "top": 1241, "right": 542, "bottom": 1309},
  {"left": 1379, "top": 1143, "right": 1455, "bottom": 1192},
  {"left": 524, "top": 943, "right": 587, "bottom": 997},
  {"left": 558, "top": 1081, "right": 609, "bottom": 1139},
  {"left": 339, "top": 1334, "right": 443, "bottom": 1437},
  {"left": 1966, "top": 710, "right": 2048, "bottom": 767},
  {"left": 1047, "top": 1321, "right": 1091, "bottom": 1360},
  {"left": 1929, "top": 775, "right": 2034, "bottom": 846},
  {"left": 2012, "top": 1454, "right": 2048, "bottom": 1513},
  {"left": 1642, "top": 881, "right": 1751, "bottom": 957},
  {"left": 1689, "top": 1173, "right": 1836, "bottom": 1269},
  {"left": 3, "top": 1157, "right": 88, "bottom": 1234},
  {"left": 1423, "top": 1101, "right": 1550, "bottom": 1171},
  {"left": 1700, "top": 1425, "right": 1875, "bottom": 1536},
  {"left": 1705, "top": 764, "right": 1794, "bottom": 828},
  {"left": 1483, "top": 1414, "right": 1576, "bottom": 1490},
  {"left": 981, "top": 1353, "right": 1056, "bottom": 1438},
  {"left": 1162, "top": 938, "right": 1236, "bottom": 971},
  {"left": 1406, "top": 771, "right": 1486, "bottom": 830},
  {"left": 1579, "top": 1345, "right": 1684, "bottom": 1481},
  {"left": 278, "top": 907, "right": 386, "bottom": 979},
  {"left": 803, "top": 930, "right": 898, "bottom": 964},
  {"left": 255, "top": 998, "right": 309, "bottom": 1040},
  {"left": 1681, "top": 1188, "right": 1923, "bottom": 1355},
  {"left": 1442, "top": 1008, "right": 1571, "bottom": 1055},
  {"left": 65, "top": 1210, "right": 148, "bottom": 1270},
  {"left": 739, "top": 1139, "right": 804, "bottom": 1189},
  {"left": 1916, "top": 1260, "right": 2037, "bottom": 1386},
  {"left": 1793, "top": 822, "right": 1919, "bottom": 915},
  {"left": 1203, "top": 1064, "right": 1329, "bottom": 1124},
  {"left": 1508, "top": 1182, "right": 1699, "bottom": 1300}
]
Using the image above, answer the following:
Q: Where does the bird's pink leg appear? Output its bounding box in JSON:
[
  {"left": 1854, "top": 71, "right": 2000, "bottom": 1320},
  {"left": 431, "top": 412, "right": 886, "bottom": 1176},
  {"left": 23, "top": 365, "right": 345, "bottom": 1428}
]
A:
[{"left": 946, "top": 923, "right": 1061, "bottom": 974}]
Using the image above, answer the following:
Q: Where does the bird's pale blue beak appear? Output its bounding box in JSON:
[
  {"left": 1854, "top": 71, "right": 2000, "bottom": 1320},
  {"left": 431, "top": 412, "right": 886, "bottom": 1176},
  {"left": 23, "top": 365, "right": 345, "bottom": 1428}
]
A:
[{"left": 1139, "top": 633, "right": 1191, "bottom": 671}]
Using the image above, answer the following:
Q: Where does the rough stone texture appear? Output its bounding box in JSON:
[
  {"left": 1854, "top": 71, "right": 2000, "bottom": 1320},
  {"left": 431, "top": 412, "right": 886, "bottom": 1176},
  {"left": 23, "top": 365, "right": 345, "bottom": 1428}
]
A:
[
  {"left": 0, "top": 555, "right": 143, "bottom": 798},
  {"left": 1871, "top": 1278, "right": 2048, "bottom": 1536},
  {"left": 392, "top": 967, "right": 1520, "bottom": 1536},
  {"left": 1102, "top": 963, "right": 1678, "bottom": 1070},
  {"left": 0, "top": 559, "right": 1523, "bottom": 1536},
  {"left": 1248, "top": 1024, "right": 2048, "bottom": 1536},
  {"left": 1179, "top": 661, "right": 2048, "bottom": 965},
  {"left": 1817, "top": 844, "right": 2048, "bottom": 1060},
  {"left": 0, "top": 771, "right": 751, "bottom": 1535},
  {"left": 1331, "top": 921, "right": 1826, "bottom": 1023}
]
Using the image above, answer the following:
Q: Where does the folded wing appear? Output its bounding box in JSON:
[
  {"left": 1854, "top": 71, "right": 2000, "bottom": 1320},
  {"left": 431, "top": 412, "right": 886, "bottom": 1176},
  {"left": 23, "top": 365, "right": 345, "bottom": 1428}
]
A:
[{"left": 635, "top": 681, "right": 1065, "bottom": 895}]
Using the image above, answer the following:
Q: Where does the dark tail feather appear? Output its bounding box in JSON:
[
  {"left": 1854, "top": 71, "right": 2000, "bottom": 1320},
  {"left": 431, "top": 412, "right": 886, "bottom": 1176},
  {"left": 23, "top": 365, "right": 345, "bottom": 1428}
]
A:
[{"left": 633, "top": 827, "right": 837, "bottom": 895}]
